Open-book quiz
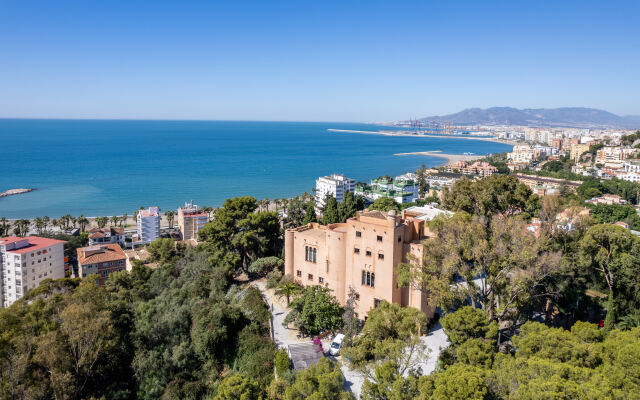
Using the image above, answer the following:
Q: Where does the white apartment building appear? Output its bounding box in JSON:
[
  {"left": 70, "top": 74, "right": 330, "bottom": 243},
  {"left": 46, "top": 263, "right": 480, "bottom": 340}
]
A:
[
  {"left": 0, "top": 236, "right": 66, "bottom": 308},
  {"left": 355, "top": 175, "right": 419, "bottom": 204},
  {"left": 315, "top": 174, "right": 355, "bottom": 212},
  {"left": 623, "top": 160, "right": 640, "bottom": 174},
  {"left": 618, "top": 171, "right": 640, "bottom": 183},
  {"left": 137, "top": 207, "right": 161, "bottom": 244},
  {"left": 508, "top": 145, "right": 536, "bottom": 164},
  {"left": 595, "top": 147, "right": 635, "bottom": 165},
  {"left": 178, "top": 201, "right": 208, "bottom": 241}
]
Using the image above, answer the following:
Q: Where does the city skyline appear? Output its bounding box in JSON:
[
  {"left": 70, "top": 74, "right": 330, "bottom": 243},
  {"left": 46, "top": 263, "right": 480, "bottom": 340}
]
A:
[{"left": 1, "top": 1, "right": 638, "bottom": 121}]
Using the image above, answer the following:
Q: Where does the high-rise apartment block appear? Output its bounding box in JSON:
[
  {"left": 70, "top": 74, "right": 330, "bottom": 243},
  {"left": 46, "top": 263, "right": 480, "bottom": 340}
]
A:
[
  {"left": 178, "top": 201, "right": 208, "bottom": 241},
  {"left": 0, "top": 236, "right": 66, "bottom": 308},
  {"left": 315, "top": 174, "right": 355, "bottom": 212},
  {"left": 137, "top": 207, "right": 161, "bottom": 244}
]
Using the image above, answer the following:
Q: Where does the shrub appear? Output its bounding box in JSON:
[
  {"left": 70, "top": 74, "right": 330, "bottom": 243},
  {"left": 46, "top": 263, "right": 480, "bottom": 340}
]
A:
[
  {"left": 266, "top": 270, "right": 283, "bottom": 289},
  {"left": 249, "top": 256, "right": 284, "bottom": 277},
  {"left": 274, "top": 349, "right": 290, "bottom": 377}
]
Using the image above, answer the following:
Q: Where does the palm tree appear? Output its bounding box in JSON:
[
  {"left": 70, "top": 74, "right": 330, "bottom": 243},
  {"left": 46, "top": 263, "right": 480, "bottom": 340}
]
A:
[
  {"left": 110, "top": 215, "right": 119, "bottom": 227},
  {"left": 96, "top": 216, "right": 108, "bottom": 229},
  {"left": 274, "top": 280, "right": 302, "bottom": 306},
  {"left": 51, "top": 219, "right": 58, "bottom": 231},
  {"left": 121, "top": 213, "right": 128, "bottom": 228},
  {"left": 34, "top": 217, "right": 45, "bottom": 234},
  {"left": 61, "top": 214, "right": 73, "bottom": 230},
  {"left": 1, "top": 217, "right": 9, "bottom": 236},
  {"left": 165, "top": 210, "right": 176, "bottom": 229},
  {"left": 77, "top": 215, "right": 89, "bottom": 232},
  {"left": 43, "top": 216, "right": 50, "bottom": 232},
  {"left": 13, "top": 219, "right": 30, "bottom": 237}
]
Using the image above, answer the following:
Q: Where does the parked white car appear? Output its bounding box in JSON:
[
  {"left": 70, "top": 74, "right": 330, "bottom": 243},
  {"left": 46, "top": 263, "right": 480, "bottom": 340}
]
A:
[{"left": 329, "top": 333, "right": 345, "bottom": 356}]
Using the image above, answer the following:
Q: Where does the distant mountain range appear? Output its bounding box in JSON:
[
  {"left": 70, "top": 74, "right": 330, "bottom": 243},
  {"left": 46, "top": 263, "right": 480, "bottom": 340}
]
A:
[{"left": 414, "top": 107, "right": 640, "bottom": 129}]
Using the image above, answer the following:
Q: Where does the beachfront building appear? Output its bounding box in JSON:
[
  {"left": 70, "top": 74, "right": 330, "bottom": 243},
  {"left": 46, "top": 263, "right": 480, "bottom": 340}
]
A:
[
  {"left": 284, "top": 205, "right": 452, "bottom": 319},
  {"left": 315, "top": 174, "right": 355, "bottom": 213},
  {"left": 88, "top": 227, "right": 125, "bottom": 246},
  {"left": 77, "top": 244, "right": 127, "bottom": 285},
  {"left": 355, "top": 175, "right": 419, "bottom": 204},
  {"left": 0, "top": 236, "right": 66, "bottom": 308},
  {"left": 137, "top": 207, "right": 161, "bottom": 244},
  {"left": 177, "top": 201, "right": 208, "bottom": 241}
]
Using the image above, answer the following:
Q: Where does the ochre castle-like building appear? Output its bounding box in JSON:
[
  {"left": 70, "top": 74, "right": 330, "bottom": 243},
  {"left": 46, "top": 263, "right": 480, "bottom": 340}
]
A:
[{"left": 285, "top": 206, "right": 451, "bottom": 319}]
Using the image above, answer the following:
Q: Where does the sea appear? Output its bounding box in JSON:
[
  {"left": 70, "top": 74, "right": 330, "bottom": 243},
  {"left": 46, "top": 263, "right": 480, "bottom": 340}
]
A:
[{"left": 0, "top": 119, "right": 513, "bottom": 219}]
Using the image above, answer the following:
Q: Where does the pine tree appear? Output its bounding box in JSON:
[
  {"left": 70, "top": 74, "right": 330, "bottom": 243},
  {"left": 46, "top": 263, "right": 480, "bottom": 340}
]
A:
[
  {"left": 321, "top": 195, "right": 340, "bottom": 225},
  {"left": 338, "top": 191, "right": 358, "bottom": 222},
  {"left": 302, "top": 202, "right": 317, "bottom": 225},
  {"left": 416, "top": 163, "right": 429, "bottom": 197},
  {"left": 342, "top": 286, "right": 360, "bottom": 347}
]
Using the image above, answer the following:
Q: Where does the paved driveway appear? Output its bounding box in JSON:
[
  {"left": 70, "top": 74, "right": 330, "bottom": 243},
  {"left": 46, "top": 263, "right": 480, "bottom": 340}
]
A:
[{"left": 251, "top": 279, "right": 449, "bottom": 398}]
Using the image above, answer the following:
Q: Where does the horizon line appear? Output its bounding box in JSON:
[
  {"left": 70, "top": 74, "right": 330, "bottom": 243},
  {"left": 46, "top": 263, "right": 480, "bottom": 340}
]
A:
[{"left": 0, "top": 116, "right": 374, "bottom": 124}]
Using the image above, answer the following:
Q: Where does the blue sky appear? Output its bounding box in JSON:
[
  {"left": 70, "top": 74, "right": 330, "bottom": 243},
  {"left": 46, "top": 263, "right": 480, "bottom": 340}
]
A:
[{"left": 0, "top": 1, "right": 638, "bottom": 121}]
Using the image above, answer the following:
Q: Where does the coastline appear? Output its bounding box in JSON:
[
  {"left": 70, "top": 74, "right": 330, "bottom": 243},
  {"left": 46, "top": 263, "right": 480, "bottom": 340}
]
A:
[
  {"left": 328, "top": 128, "right": 515, "bottom": 145},
  {"left": 393, "top": 151, "right": 485, "bottom": 166}
]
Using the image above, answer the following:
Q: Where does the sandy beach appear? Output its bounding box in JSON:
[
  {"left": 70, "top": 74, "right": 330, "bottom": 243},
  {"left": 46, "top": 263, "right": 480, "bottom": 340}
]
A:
[
  {"left": 328, "top": 128, "right": 515, "bottom": 145},
  {"left": 393, "top": 150, "right": 485, "bottom": 165}
]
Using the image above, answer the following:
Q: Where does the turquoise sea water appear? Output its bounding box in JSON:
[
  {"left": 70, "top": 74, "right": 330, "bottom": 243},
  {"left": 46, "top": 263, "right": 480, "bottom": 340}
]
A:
[{"left": 0, "top": 119, "right": 512, "bottom": 219}]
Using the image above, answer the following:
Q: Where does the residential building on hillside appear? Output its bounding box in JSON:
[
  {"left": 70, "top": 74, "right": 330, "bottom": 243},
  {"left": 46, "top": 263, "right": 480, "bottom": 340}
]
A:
[
  {"left": 595, "top": 147, "right": 636, "bottom": 165},
  {"left": 88, "top": 227, "right": 125, "bottom": 246},
  {"left": 618, "top": 171, "right": 640, "bottom": 183},
  {"left": 137, "top": 207, "right": 161, "bottom": 244},
  {"left": 178, "top": 201, "right": 208, "bottom": 241},
  {"left": 284, "top": 205, "right": 452, "bottom": 319},
  {"left": 624, "top": 160, "right": 640, "bottom": 174},
  {"left": 315, "top": 174, "right": 355, "bottom": 212},
  {"left": 77, "top": 244, "right": 126, "bottom": 285},
  {"left": 355, "top": 175, "right": 419, "bottom": 204},
  {"left": 586, "top": 194, "right": 628, "bottom": 205},
  {"left": 0, "top": 236, "right": 66, "bottom": 308}
]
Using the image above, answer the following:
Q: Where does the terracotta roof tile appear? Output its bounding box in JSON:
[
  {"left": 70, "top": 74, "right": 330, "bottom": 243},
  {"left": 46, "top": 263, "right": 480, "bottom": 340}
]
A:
[{"left": 77, "top": 243, "right": 126, "bottom": 265}]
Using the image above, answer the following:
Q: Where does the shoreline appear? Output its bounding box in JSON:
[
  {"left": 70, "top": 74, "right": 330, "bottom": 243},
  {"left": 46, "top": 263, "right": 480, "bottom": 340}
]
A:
[
  {"left": 328, "top": 128, "right": 516, "bottom": 145},
  {"left": 393, "top": 151, "right": 486, "bottom": 166}
]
